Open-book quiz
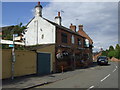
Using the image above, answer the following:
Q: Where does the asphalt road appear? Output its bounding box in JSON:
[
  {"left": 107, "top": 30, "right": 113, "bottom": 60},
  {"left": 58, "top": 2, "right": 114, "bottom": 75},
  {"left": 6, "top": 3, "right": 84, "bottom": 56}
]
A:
[{"left": 36, "top": 62, "right": 119, "bottom": 89}]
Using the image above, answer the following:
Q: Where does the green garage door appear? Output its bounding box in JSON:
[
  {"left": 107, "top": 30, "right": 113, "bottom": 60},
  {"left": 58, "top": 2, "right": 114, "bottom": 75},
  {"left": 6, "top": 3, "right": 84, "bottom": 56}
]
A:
[{"left": 37, "top": 53, "right": 51, "bottom": 75}]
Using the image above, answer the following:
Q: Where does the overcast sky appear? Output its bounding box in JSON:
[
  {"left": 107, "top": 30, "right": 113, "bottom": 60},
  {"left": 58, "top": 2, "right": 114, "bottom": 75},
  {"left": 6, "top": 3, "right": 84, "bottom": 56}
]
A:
[
  {"left": 2, "top": 2, "right": 118, "bottom": 52},
  {"left": 42, "top": 2, "right": 118, "bottom": 52}
]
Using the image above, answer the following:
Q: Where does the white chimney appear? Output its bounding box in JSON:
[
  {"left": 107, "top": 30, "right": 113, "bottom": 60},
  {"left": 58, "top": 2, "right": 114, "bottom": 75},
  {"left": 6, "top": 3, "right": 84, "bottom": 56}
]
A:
[
  {"left": 35, "top": 2, "right": 42, "bottom": 17},
  {"left": 55, "top": 12, "right": 62, "bottom": 25}
]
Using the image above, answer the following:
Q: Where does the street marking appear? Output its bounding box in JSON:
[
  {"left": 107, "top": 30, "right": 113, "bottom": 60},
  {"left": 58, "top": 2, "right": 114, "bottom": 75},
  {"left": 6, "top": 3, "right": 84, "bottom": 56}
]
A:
[
  {"left": 87, "top": 85, "right": 94, "bottom": 90},
  {"left": 101, "top": 74, "right": 110, "bottom": 82},
  {"left": 113, "top": 69, "right": 116, "bottom": 72}
]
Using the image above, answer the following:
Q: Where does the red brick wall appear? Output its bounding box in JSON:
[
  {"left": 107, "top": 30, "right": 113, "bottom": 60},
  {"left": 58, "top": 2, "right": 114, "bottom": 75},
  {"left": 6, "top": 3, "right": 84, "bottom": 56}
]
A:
[
  {"left": 55, "top": 27, "right": 93, "bottom": 71},
  {"left": 56, "top": 27, "right": 84, "bottom": 48}
]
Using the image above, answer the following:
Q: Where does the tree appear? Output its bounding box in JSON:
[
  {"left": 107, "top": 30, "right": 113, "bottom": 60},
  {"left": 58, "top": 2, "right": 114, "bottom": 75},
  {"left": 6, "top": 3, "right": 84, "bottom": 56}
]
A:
[
  {"left": 101, "top": 51, "right": 108, "bottom": 56},
  {"left": 109, "top": 45, "right": 114, "bottom": 51},
  {"left": 102, "top": 44, "right": 120, "bottom": 59},
  {"left": 107, "top": 51, "right": 115, "bottom": 59},
  {"left": 114, "top": 44, "right": 120, "bottom": 59},
  {"left": 2, "top": 23, "right": 26, "bottom": 49},
  {"left": 2, "top": 23, "right": 26, "bottom": 40},
  {"left": 2, "top": 26, "right": 14, "bottom": 40},
  {"left": 114, "top": 50, "right": 120, "bottom": 59},
  {"left": 115, "top": 44, "right": 120, "bottom": 50}
]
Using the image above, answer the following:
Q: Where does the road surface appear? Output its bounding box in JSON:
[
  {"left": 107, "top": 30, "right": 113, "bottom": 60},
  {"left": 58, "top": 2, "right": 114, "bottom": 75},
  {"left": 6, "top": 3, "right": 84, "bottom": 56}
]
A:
[{"left": 36, "top": 62, "right": 119, "bottom": 89}]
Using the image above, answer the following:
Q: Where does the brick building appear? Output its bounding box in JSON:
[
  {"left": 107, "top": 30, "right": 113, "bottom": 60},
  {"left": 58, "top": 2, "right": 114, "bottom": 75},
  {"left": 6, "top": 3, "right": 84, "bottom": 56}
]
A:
[
  {"left": 21, "top": 2, "right": 93, "bottom": 72},
  {"left": 49, "top": 13, "right": 93, "bottom": 71},
  {"left": 38, "top": 11, "right": 93, "bottom": 72}
]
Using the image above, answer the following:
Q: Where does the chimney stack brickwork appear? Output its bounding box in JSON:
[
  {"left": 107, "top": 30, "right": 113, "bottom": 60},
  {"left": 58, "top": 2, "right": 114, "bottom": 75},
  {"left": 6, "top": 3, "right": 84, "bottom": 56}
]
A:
[
  {"left": 58, "top": 12, "right": 60, "bottom": 17},
  {"left": 78, "top": 24, "right": 93, "bottom": 45},
  {"left": 70, "top": 23, "right": 76, "bottom": 32},
  {"left": 78, "top": 24, "right": 83, "bottom": 30}
]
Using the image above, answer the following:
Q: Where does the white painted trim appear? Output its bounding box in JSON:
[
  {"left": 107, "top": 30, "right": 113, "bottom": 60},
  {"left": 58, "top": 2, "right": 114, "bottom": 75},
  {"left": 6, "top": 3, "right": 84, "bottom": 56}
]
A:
[
  {"left": 100, "top": 74, "right": 111, "bottom": 82},
  {"left": 0, "top": 39, "right": 25, "bottom": 45}
]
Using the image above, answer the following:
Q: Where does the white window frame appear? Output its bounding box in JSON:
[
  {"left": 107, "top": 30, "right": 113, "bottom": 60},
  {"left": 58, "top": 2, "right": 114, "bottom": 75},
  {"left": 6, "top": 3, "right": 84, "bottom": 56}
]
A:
[{"left": 71, "top": 35, "right": 75, "bottom": 44}]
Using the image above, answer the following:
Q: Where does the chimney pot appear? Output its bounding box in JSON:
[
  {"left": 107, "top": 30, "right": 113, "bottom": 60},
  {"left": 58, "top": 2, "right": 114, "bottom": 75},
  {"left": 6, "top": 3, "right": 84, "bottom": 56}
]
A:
[
  {"left": 78, "top": 24, "right": 83, "bottom": 30},
  {"left": 58, "top": 12, "right": 60, "bottom": 17},
  {"left": 38, "top": 1, "right": 40, "bottom": 5},
  {"left": 70, "top": 24, "right": 76, "bottom": 32},
  {"left": 35, "top": 1, "right": 42, "bottom": 17}
]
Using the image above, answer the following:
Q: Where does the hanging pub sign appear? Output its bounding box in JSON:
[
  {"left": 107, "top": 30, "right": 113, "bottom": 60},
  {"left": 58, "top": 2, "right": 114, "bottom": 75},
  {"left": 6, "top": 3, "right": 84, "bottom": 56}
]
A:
[
  {"left": 62, "top": 51, "right": 69, "bottom": 56},
  {"left": 56, "top": 51, "right": 70, "bottom": 60}
]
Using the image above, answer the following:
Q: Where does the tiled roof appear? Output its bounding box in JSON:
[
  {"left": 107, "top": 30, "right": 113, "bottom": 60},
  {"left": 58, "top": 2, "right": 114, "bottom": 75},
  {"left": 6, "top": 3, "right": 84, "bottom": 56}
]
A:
[
  {"left": 26, "top": 17, "right": 35, "bottom": 27},
  {"left": 43, "top": 18, "right": 85, "bottom": 38},
  {"left": 78, "top": 30, "right": 93, "bottom": 44},
  {"left": 26, "top": 17, "right": 92, "bottom": 41}
]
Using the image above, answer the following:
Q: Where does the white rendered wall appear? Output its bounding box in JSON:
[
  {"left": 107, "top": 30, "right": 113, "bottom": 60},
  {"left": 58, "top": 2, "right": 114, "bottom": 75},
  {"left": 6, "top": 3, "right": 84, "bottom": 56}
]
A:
[{"left": 25, "top": 16, "right": 56, "bottom": 46}]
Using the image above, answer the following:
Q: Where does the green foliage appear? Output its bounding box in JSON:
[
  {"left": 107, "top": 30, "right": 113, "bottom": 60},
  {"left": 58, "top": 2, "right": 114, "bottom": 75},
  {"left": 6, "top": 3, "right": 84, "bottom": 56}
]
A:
[
  {"left": 15, "top": 45, "right": 26, "bottom": 50},
  {"left": 101, "top": 51, "right": 108, "bottom": 56},
  {"left": 107, "top": 51, "right": 115, "bottom": 59},
  {"left": 109, "top": 45, "right": 114, "bottom": 51},
  {"left": 2, "top": 23, "right": 27, "bottom": 50},
  {"left": 2, "top": 26, "right": 14, "bottom": 40},
  {"left": 2, "top": 44, "right": 10, "bottom": 49},
  {"left": 2, "top": 23, "right": 26, "bottom": 40},
  {"left": 2, "top": 44, "right": 27, "bottom": 50},
  {"left": 115, "top": 44, "right": 120, "bottom": 50},
  {"left": 114, "top": 50, "right": 120, "bottom": 59},
  {"left": 102, "top": 44, "right": 120, "bottom": 59}
]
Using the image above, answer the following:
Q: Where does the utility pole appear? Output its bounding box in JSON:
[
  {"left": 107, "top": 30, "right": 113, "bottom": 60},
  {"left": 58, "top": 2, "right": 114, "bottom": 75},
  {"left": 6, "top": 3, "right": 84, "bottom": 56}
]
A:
[{"left": 11, "top": 34, "right": 16, "bottom": 80}]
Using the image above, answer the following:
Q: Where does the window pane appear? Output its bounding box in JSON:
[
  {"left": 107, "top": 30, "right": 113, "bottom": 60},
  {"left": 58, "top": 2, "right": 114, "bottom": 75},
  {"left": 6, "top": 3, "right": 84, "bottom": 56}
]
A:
[
  {"left": 61, "top": 33, "right": 67, "bottom": 43},
  {"left": 71, "top": 35, "right": 75, "bottom": 44},
  {"left": 77, "top": 38, "right": 81, "bottom": 45}
]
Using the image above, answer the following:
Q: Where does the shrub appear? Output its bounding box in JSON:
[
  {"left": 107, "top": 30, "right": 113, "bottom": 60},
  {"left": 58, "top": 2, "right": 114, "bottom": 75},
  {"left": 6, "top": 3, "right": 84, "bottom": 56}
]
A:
[
  {"left": 101, "top": 51, "right": 108, "bottom": 56},
  {"left": 107, "top": 51, "right": 115, "bottom": 59},
  {"left": 114, "top": 50, "right": 120, "bottom": 59}
]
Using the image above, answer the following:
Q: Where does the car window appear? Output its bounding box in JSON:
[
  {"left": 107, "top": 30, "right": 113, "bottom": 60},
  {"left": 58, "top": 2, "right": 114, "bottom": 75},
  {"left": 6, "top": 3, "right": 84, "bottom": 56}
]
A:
[{"left": 99, "top": 57, "right": 107, "bottom": 59}]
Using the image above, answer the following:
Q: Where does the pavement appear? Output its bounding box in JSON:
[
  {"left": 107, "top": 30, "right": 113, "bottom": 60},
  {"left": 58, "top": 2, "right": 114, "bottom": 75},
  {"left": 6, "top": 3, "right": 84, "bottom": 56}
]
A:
[
  {"left": 110, "top": 57, "right": 120, "bottom": 62},
  {"left": 2, "top": 62, "right": 98, "bottom": 89}
]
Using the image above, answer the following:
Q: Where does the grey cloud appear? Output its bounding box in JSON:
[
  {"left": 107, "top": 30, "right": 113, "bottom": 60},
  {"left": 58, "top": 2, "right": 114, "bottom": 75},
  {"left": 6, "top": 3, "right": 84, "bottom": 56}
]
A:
[{"left": 42, "top": 2, "right": 118, "bottom": 52}]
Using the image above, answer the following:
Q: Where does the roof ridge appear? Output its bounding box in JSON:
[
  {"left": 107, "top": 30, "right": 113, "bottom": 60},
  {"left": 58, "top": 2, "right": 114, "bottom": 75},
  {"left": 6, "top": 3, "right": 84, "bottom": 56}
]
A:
[{"left": 43, "top": 17, "right": 85, "bottom": 38}]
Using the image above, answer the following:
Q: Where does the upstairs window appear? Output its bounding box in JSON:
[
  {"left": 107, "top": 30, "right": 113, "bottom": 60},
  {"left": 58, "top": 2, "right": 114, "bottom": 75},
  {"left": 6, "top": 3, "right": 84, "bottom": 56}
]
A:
[
  {"left": 85, "top": 39, "right": 89, "bottom": 47},
  {"left": 71, "top": 35, "right": 75, "bottom": 44},
  {"left": 61, "top": 33, "right": 67, "bottom": 43},
  {"left": 77, "top": 38, "right": 81, "bottom": 46}
]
